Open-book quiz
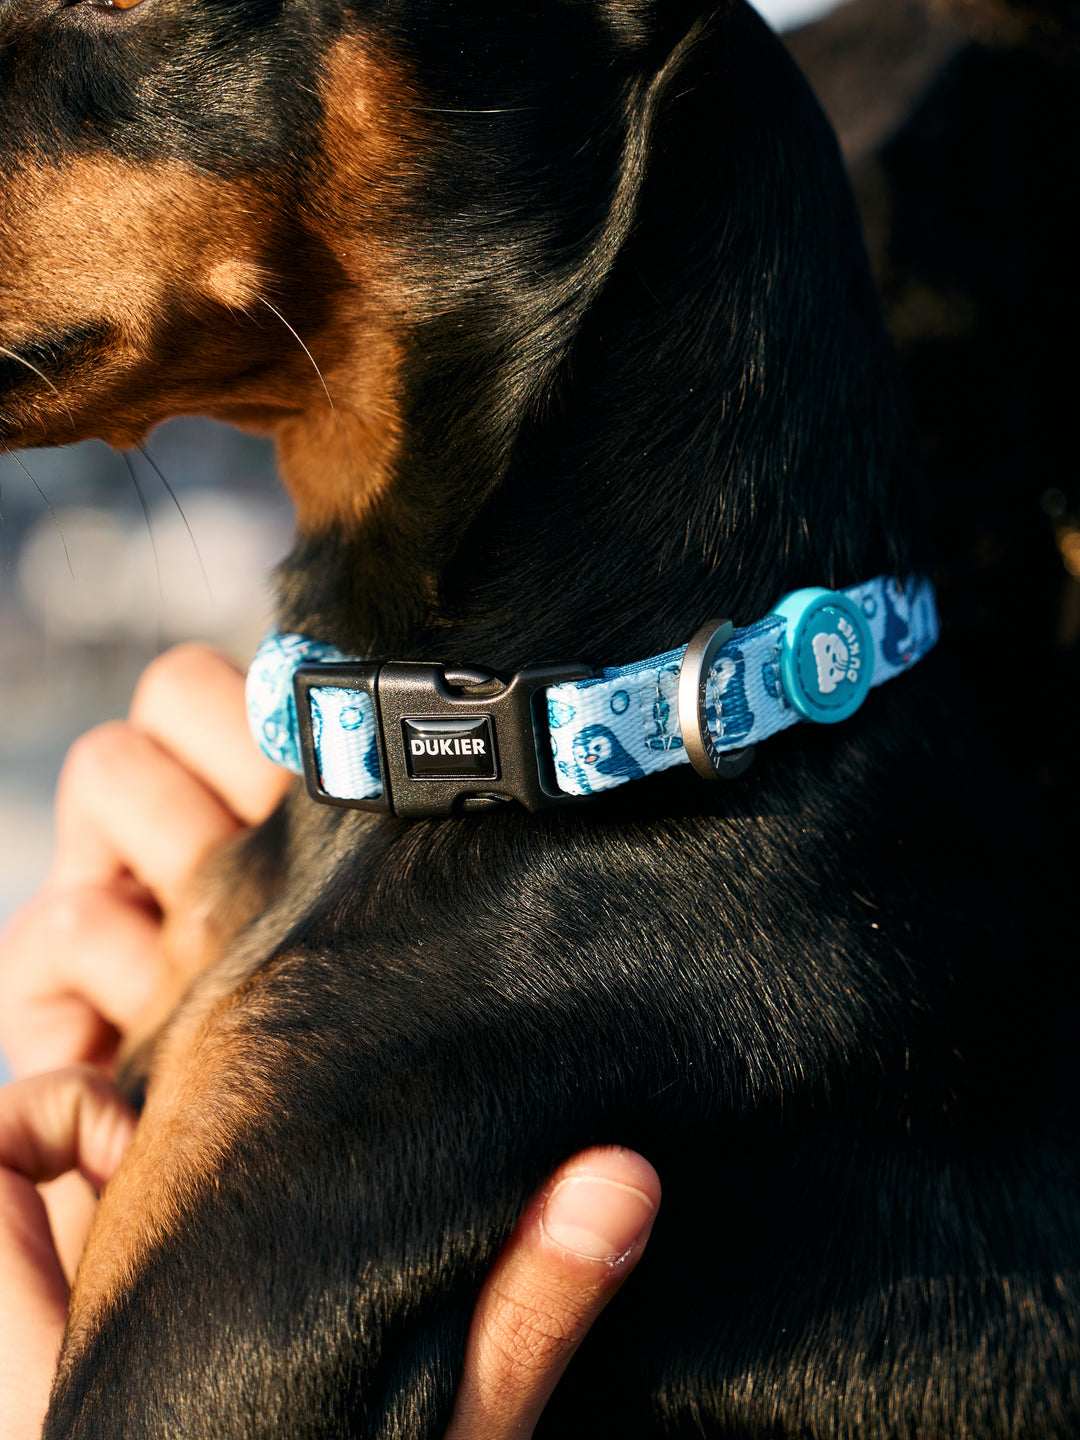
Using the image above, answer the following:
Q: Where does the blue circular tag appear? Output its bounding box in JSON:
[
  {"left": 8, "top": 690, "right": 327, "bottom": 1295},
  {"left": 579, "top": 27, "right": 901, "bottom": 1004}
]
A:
[{"left": 772, "top": 588, "right": 874, "bottom": 724}]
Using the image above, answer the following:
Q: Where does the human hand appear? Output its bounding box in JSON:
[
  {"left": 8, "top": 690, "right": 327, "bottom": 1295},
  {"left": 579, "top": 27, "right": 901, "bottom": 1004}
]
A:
[
  {"left": 0, "top": 1067, "right": 135, "bottom": 1440},
  {"left": 0, "top": 644, "right": 290, "bottom": 1083},
  {"left": 0, "top": 644, "right": 290, "bottom": 1274},
  {"left": 0, "top": 1111, "right": 654, "bottom": 1440},
  {"left": 447, "top": 1146, "right": 660, "bottom": 1439},
  {"left": 0, "top": 650, "right": 658, "bottom": 1440}
]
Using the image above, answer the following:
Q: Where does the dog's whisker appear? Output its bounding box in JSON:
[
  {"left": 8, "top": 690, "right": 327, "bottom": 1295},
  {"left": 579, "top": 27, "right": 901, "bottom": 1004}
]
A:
[
  {"left": 136, "top": 442, "right": 214, "bottom": 602},
  {"left": 10, "top": 450, "right": 74, "bottom": 579},
  {"left": 256, "top": 296, "right": 344, "bottom": 433},
  {"left": 255, "top": 294, "right": 361, "bottom": 490},
  {"left": 0, "top": 343, "right": 76, "bottom": 430},
  {"left": 122, "top": 450, "right": 165, "bottom": 612}
]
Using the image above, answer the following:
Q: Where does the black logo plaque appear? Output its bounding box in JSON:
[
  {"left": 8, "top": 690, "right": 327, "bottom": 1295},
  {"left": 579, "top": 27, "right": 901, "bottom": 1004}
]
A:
[{"left": 401, "top": 716, "right": 498, "bottom": 781}]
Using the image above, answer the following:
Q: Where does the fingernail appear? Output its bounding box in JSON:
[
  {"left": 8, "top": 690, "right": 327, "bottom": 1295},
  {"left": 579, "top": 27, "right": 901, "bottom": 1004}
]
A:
[{"left": 541, "top": 1175, "right": 655, "bottom": 1262}]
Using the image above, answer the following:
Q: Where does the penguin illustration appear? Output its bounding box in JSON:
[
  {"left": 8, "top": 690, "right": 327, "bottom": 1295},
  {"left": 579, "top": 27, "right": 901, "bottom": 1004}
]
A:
[
  {"left": 571, "top": 724, "right": 645, "bottom": 791},
  {"left": 710, "top": 647, "right": 754, "bottom": 744},
  {"left": 645, "top": 666, "right": 684, "bottom": 751},
  {"left": 881, "top": 579, "right": 916, "bottom": 668}
]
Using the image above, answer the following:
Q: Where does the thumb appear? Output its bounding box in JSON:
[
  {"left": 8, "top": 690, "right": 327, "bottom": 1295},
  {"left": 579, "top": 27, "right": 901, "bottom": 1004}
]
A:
[{"left": 446, "top": 1147, "right": 660, "bottom": 1440}]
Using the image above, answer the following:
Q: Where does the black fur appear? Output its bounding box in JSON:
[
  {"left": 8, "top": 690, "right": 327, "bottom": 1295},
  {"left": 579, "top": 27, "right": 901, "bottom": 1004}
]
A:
[
  {"left": 788, "top": 0, "right": 1080, "bottom": 887},
  {"left": 0, "top": 0, "right": 1076, "bottom": 1434}
]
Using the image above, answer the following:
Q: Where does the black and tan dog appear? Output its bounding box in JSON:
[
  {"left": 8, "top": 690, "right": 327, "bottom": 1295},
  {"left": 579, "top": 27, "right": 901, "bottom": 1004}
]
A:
[{"left": 2, "top": 0, "right": 1078, "bottom": 1435}]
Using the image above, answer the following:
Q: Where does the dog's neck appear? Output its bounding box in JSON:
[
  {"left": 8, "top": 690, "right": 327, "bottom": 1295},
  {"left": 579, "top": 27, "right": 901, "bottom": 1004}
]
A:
[{"left": 274, "top": 4, "right": 927, "bottom": 675}]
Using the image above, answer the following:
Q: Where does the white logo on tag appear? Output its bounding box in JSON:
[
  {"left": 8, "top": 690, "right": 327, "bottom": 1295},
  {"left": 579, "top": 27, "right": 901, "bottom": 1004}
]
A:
[{"left": 812, "top": 632, "right": 849, "bottom": 694}]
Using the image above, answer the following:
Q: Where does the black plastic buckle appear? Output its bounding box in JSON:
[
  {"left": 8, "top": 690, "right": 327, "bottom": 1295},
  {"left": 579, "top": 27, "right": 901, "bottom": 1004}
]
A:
[{"left": 294, "top": 660, "right": 593, "bottom": 818}]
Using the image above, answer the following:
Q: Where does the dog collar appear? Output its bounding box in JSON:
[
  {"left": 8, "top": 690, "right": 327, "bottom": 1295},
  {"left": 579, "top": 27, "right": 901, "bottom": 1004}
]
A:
[{"left": 246, "top": 575, "right": 938, "bottom": 818}]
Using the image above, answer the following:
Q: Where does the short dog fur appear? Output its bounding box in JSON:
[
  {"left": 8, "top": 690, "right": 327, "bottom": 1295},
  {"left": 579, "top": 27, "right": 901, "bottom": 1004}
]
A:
[{"left": 1, "top": 0, "right": 1078, "bottom": 1434}]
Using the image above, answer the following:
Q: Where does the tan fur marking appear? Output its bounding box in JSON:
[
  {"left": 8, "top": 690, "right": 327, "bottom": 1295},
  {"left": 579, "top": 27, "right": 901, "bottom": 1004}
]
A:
[
  {"left": 272, "top": 329, "right": 406, "bottom": 531},
  {"left": 274, "top": 35, "right": 430, "bottom": 532},
  {"left": 0, "top": 161, "right": 266, "bottom": 346},
  {"left": 203, "top": 257, "right": 267, "bottom": 311},
  {"left": 66, "top": 800, "right": 334, "bottom": 1356},
  {"left": 0, "top": 158, "right": 292, "bottom": 447},
  {"left": 120, "top": 821, "right": 284, "bottom": 1066},
  {"left": 65, "top": 964, "right": 279, "bottom": 1355},
  {"left": 0, "top": 37, "right": 427, "bottom": 531}
]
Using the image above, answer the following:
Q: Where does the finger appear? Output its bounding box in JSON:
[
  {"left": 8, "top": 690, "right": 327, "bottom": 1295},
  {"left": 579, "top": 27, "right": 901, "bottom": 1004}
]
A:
[
  {"left": 40, "top": 1172, "right": 99, "bottom": 1287},
  {"left": 446, "top": 1148, "right": 660, "bottom": 1440},
  {"left": 0, "top": 884, "right": 165, "bottom": 1076},
  {"left": 0, "top": 1166, "right": 69, "bottom": 1438},
  {"left": 129, "top": 644, "right": 292, "bottom": 825},
  {"left": 50, "top": 721, "right": 241, "bottom": 907},
  {"left": 0, "top": 1067, "right": 137, "bottom": 1190},
  {"left": 0, "top": 1070, "right": 136, "bottom": 1440}
]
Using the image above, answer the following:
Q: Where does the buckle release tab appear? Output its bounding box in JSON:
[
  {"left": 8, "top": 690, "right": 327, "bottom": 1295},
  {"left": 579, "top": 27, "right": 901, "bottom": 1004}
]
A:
[{"left": 295, "top": 660, "right": 592, "bottom": 817}]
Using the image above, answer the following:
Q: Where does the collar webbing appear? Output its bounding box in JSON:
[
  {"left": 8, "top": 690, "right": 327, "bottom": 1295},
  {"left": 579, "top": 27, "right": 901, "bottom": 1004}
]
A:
[{"left": 246, "top": 574, "right": 938, "bottom": 816}]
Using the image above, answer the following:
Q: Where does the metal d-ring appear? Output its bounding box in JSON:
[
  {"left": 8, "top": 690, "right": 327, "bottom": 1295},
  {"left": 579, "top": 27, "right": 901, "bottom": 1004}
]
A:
[{"left": 677, "top": 620, "right": 756, "bottom": 780}]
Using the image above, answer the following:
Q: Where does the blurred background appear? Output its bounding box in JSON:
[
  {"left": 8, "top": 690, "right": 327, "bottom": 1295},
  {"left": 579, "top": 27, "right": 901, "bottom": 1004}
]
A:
[
  {"left": 0, "top": 425, "right": 294, "bottom": 928},
  {"left": 755, "top": 0, "right": 844, "bottom": 27},
  {"left": 0, "top": 0, "right": 842, "bottom": 1083}
]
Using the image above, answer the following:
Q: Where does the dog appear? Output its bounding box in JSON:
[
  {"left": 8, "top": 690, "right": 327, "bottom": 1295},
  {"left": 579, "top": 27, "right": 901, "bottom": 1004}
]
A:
[{"left": 2, "top": 0, "right": 1078, "bottom": 1434}]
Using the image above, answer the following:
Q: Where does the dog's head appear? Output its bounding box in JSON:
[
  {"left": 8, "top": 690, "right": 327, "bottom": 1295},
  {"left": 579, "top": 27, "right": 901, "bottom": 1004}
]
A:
[
  {"left": 3, "top": 0, "right": 920, "bottom": 659},
  {"left": 0, "top": 0, "right": 714, "bottom": 527}
]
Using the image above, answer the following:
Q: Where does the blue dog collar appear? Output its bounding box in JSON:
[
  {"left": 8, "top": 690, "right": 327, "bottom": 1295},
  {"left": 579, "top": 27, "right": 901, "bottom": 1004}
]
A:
[{"left": 246, "top": 574, "right": 938, "bottom": 818}]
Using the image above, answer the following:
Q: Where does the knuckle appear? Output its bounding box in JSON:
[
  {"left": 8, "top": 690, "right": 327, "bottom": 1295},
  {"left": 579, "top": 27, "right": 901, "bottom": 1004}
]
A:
[
  {"left": 479, "top": 1286, "right": 579, "bottom": 1386},
  {"left": 38, "top": 884, "right": 115, "bottom": 940},
  {"left": 5, "top": 886, "right": 118, "bottom": 965},
  {"left": 45, "top": 1062, "right": 107, "bottom": 1112},
  {"left": 58, "top": 720, "right": 136, "bottom": 802},
  {"left": 56, "top": 1060, "right": 105, "bottom": 1088},
  {"left": 129, "top": 643, "right": 227, "bottom": 726},
  {"left": 0, "top": 888, "right": 101, "bottom": 1004}
]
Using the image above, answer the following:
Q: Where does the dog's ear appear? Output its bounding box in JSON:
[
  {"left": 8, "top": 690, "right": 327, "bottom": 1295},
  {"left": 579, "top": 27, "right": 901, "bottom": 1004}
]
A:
[{"left": 592, "top": 0, "right": 733, "bottom": 52}]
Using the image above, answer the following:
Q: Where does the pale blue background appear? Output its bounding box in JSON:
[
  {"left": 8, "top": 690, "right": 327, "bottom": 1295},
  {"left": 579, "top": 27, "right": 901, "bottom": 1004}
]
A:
[{"left": 753, "top": 0, "right": 843, "bottom": 29}]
